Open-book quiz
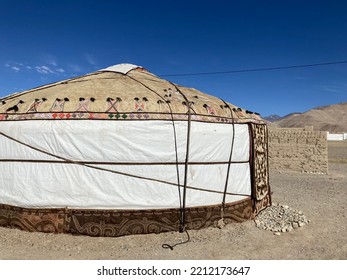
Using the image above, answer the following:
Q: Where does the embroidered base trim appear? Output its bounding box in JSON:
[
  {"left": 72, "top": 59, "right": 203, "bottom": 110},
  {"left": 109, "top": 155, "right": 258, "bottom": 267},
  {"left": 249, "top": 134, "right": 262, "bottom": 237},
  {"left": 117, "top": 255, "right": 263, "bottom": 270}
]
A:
[{"left": 0, "top": 199, "right": 253, "bottom": 237}]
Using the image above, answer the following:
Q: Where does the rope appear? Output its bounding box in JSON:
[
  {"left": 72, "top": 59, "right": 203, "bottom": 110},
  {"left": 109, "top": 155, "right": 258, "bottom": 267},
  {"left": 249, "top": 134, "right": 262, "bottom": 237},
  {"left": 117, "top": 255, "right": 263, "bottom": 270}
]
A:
[
  {"left": 126, "top": 72, "right": 192, "bottom": 234},
  {"left": 99, "top": 72, "right": 191, "bottom": 249},
  {"left": 166, "top": 82, "right": 192, "bottom": 233},
  {"left": 124, "top": 74, "right": 183, "bottom": 216},
  {"left": 162, "top": 230, "right": 190, "bottom": 250},
  {"left": 0, "top": 130, "right": 251, "bottom": 198},
  {"left": 219, "top": 100, "right": 236, "bottom": 221},
  {"left": 0, "top": 159, "right": 249, "bottom": 165}
]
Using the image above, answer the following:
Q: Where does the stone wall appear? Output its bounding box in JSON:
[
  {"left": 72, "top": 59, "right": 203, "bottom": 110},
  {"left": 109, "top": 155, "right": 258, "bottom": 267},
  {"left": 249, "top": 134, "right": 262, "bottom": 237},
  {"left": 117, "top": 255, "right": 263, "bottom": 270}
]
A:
[{"left": 268, "top": 127, "right": 328, "bottom": 173}]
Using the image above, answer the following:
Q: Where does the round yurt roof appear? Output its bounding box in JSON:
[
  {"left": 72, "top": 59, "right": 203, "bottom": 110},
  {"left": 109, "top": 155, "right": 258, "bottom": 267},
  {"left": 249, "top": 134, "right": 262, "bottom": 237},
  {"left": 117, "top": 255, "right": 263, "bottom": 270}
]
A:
[{"left": 0, "top": 63, "right": 263, "bottom": 124}]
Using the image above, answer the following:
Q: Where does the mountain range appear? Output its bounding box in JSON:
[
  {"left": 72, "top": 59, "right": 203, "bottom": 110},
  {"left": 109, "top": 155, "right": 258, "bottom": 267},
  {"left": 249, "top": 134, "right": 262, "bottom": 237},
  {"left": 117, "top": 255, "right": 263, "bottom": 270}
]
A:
[{"left": 264, "top": 102, "right": 347, "bottom": 133}]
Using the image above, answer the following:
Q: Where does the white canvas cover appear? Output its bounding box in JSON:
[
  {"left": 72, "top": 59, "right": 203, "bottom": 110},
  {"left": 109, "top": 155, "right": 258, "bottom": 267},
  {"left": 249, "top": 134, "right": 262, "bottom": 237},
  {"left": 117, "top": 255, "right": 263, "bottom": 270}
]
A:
[
  {"left": 98, "top": 63, "right": 141, "bottom": 74},
  {"left": 0, "top": 120, "right": 251, "bottom": 210}
]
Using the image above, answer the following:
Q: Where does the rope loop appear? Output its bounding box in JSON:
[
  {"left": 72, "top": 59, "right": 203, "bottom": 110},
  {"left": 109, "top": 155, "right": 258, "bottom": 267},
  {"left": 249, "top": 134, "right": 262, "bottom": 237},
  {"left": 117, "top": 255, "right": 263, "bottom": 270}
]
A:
[{"left": 162, "top": 230, "right": 190, "bottom": 250}]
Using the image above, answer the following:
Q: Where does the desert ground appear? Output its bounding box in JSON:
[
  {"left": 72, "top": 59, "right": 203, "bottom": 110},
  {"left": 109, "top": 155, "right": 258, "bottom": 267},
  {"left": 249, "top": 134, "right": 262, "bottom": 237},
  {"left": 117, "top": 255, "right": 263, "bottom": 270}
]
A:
[{"left": 0, "top": 141, "right": 346, "bottom": 260}]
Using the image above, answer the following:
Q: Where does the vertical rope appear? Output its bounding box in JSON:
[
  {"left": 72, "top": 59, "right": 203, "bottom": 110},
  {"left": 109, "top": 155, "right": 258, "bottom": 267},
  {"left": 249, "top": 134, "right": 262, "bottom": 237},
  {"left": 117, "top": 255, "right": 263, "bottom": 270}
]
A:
[
  {"left": 126, "top": 74, "right": 192, "bottom": 246},
  {"left": 180, "top": 106, "right": 191, "bottom": 232},
  {"left": 219, "top": 100, "right": 236, "bottom": 222},
  {"left": 166, "top": 83, "right": 192, "bottom": 233},
  {"left": 124, "top": 75, "right": 184, "bottom": 228}
]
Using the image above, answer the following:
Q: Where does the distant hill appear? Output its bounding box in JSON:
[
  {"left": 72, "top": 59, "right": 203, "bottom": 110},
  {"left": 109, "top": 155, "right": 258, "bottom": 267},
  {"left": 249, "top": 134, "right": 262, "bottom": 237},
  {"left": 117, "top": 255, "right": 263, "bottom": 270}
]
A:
[
  {"left": 272, "top": 102, "right": 347, "bottom": 133},
  {"left": 263, "top": 114, "right": 281, "bottom": 122},
  {"left": 264, "top": 112, "right": 301, "bottom": 123}
]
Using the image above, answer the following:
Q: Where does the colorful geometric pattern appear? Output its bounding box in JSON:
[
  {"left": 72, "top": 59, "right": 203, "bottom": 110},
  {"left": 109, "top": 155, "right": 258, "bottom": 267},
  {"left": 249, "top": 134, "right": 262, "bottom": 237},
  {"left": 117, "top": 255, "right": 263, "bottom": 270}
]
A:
[{"left": 0, "top": 111, "right": 264, "bottom": 124}]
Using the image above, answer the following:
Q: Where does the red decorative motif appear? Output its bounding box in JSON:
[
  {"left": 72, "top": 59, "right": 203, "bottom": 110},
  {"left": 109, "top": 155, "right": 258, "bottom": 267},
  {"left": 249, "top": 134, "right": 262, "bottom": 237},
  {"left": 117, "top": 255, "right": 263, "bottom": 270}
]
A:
[
  {"left": 27, "top": 100, "right": 44, "bottom": 113},
  {"left": 134, "top": 98, "right": 148, "bottom": 112},
  {"left": 203, "top": 104, "right": 216, "bottom": 115}
]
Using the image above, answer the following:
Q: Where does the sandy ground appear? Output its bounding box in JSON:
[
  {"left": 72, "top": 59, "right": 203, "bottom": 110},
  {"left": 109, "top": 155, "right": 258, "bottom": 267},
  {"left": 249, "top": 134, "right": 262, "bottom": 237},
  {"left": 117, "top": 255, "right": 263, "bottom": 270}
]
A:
[{"left": 0, "top": 142, "right": 346, "bottom": 260}]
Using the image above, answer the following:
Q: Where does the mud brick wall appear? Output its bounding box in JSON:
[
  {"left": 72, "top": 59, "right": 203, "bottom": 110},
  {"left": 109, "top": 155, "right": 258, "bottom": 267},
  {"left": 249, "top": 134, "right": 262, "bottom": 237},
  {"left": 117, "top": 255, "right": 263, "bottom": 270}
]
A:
[{"left": 268, "top": 128, "right": 328, "bottom": 173}]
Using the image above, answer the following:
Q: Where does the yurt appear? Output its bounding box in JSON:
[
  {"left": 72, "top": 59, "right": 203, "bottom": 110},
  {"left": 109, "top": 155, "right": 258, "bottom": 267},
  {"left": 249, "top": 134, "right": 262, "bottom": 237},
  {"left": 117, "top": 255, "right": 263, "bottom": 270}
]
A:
[{"left": 0, "top": 64, "right": 271, "bottom": 237}]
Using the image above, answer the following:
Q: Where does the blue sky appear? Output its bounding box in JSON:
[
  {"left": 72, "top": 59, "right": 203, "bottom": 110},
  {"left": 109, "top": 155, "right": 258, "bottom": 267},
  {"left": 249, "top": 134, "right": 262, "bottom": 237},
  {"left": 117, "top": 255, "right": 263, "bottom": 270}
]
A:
[{"left": 1, "top": 0, "right": 346, "bottom": 117}]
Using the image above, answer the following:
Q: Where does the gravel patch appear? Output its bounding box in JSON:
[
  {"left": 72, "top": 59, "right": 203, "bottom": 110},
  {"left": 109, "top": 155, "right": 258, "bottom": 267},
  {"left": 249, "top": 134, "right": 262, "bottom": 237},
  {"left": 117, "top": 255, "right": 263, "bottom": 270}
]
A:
[{"left": 255, "top": 203, "right": 310, "bottom": 235}]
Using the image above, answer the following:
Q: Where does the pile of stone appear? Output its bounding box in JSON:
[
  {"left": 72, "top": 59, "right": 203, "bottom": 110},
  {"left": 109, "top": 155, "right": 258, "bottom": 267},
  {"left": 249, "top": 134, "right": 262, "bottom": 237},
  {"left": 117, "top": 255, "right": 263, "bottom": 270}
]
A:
[{"left": 255, "top": 203, "right": 309, "bottom": 235}]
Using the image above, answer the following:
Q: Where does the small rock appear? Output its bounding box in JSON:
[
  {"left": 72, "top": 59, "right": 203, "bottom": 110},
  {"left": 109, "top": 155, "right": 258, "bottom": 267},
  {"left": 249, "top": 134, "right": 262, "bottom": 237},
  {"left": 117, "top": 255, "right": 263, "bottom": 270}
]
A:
[
  {"left": 274, "top": 232, "right": 281, "bottom": 236},
  {"left": 292, "top": 222, "right": 299, "bottom": 229},
  {"left": 298, "top": 222, "right": 306, "bottom": 227}
]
